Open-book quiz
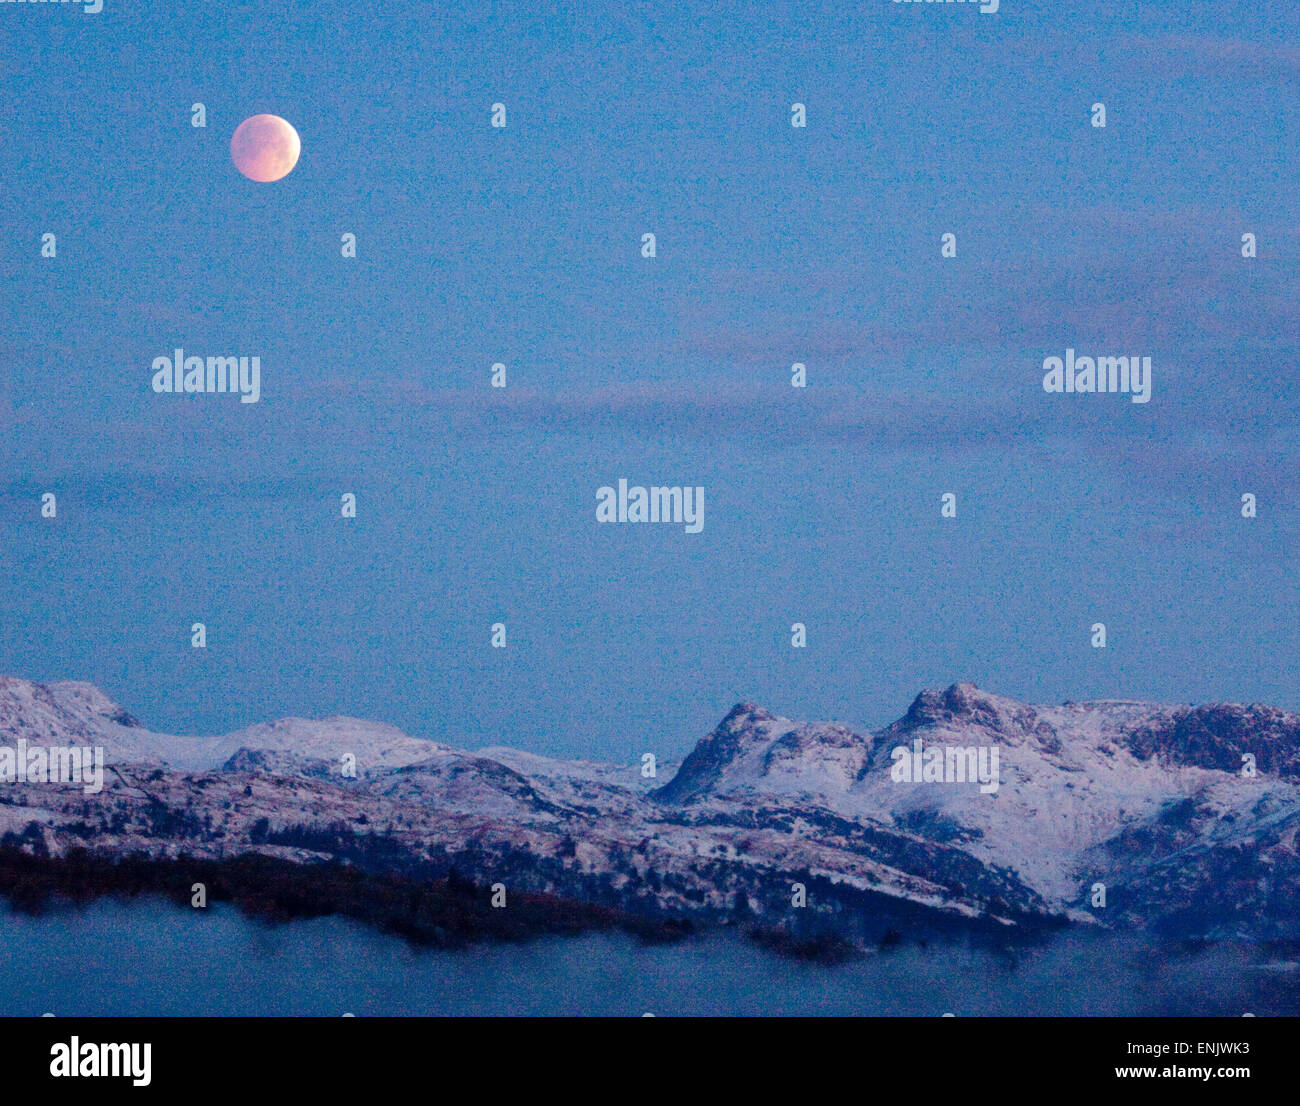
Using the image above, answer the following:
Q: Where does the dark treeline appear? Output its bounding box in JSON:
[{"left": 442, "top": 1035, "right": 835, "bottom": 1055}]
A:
[
  {"left": 0, "top": 826, "right": 1063, "bottom": 961},
  {"left": 0, "top": 838, "right": 692, "bottom": 950}
]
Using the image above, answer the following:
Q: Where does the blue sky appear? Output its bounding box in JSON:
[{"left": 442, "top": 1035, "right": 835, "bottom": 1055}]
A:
[{"left": 1, "top": 0, "right": 1298, "bottom": 760}]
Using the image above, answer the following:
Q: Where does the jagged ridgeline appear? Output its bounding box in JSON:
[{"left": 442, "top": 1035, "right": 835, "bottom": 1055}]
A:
[{"left": 1, "top": 675, "right": 1298, "bottom": 953}]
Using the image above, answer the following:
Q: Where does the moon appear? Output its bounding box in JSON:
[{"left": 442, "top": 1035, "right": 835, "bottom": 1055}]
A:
[{"left": 230, "top": 114, "right": 301, "bottom": 183}]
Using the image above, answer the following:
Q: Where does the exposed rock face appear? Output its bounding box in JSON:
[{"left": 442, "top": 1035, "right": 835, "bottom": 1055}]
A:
[{"left": 1123, "top": 704, "right": 1300, "bottom": 780}]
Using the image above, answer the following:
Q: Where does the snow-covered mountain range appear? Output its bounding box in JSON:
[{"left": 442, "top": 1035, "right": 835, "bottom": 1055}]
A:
[{"left": 2, "top": 674, "right": 1297, "bottom": 946}]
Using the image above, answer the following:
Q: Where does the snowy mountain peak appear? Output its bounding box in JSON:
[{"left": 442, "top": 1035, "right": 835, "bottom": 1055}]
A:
[
  {"left": 718, "top": 702, "right": 778, "bottom": 730},
  {"left": 652, "top": 702, "right": 794, "bottom": 804},
  {"left": 894, "top": 682, "right": 1062, "bottom": 753},
  {"left": 903, "top": 682, "right": 1024, "bottom": 727}
]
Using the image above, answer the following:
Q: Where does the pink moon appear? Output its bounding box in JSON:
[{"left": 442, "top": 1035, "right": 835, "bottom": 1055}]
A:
[{"left": 230, "top": 114, "right": 301, "bottom": 183}]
